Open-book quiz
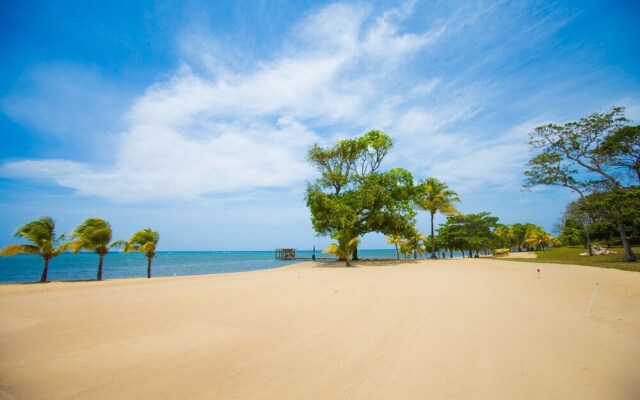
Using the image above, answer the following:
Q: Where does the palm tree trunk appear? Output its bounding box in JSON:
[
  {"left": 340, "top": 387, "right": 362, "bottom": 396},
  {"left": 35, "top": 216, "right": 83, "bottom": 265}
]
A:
[
  {"left": 394, "top": 244, "right": 399, "bottom": 260},
  {"left": 147, "top": 257, "right": 152, "bottom": 278},
  {"left": 97, "top": 254, "right": 104, "bottom": 281},
  {"left": 430, "top": 212, "right": 436, "bottom": 258},
  {"left": 351, "top": 246, "right": 359, "bottom": 261},
  {"left": 40, "top": 257, "right": 49, "bottom": 282}
]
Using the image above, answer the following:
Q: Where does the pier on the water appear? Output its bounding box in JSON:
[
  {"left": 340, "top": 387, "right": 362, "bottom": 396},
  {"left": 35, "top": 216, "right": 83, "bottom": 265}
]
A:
[{"left": 275, "top": 248, "right": 336, "bottom": 262}]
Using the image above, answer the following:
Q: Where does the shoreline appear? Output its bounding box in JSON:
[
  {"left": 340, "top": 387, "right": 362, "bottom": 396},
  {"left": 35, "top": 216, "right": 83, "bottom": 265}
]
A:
[{"left": 0, "top": 250, "right": 541, "bottom": 286}]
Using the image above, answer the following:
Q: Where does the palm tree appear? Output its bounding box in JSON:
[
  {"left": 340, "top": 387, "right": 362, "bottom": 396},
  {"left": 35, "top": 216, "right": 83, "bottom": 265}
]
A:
[
  {"left": 323, "top": 231, "right": 359, "bottom": 267},
  {"left": 404, "top": 231, "right": 427, "bottom": 259},
  {"left": 416, "top": 178, "right": 461, "bottom": 258},
  {"left": 386, "top": 234, "right": 403, "bottom": 259},
  {"left": 65, "top": 218, "right": 117, "bottom": 281},
  {"left": 523, "top": 225, "right": 554, "bottom": 251},
  {"left": 0, "top": 216, "right": 65, "bottom": 282},
  {"left": 116, "top": 228, "right": 160, "bottom": 278},
  {"left": 494, "top": 224, "right": 515, "bottom": 250}
]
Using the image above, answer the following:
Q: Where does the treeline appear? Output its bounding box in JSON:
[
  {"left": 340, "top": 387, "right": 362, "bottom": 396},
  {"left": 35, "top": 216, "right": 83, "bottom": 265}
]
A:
[
  {"left": 0, "top": 217, "right": 159, "bottom": 282},
  {"left": 388, "top": 215, "right": 554, "bottom": 260},
  {"left": 305, "top": 130, "right": 553, "bottom": 266},
  {"left": 524, "top": 106, "right": 638, "bottom": 261},
  {"left": 558, "top": 187, "right": 640, "bottom": 248}
]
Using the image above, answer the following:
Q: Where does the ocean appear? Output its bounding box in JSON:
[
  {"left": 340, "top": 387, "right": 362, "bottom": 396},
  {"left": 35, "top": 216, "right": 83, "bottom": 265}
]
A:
[{"left": 0, "top": 249, "right": 411, "bottom": 283}]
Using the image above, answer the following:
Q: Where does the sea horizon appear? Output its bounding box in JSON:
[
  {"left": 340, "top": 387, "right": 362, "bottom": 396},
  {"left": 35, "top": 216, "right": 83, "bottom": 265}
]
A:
[{"left": 0, "top": 248, "right": 461, "bottom": 284}]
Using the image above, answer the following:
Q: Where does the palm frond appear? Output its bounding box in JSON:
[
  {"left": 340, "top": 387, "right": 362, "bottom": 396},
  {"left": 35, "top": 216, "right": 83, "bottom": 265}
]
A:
[{"left": 0, "top": 244, "right": 40, "bottom": 256}]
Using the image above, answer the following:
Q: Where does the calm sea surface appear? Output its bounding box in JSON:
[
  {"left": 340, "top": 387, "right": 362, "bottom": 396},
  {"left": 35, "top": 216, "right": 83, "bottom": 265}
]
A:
[{"left": 0, "top": 249, "right": 409, "bottom": 283}]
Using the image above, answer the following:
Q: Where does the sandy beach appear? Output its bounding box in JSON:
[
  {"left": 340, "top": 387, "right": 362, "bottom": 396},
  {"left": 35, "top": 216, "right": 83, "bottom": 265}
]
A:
[{"left": 1, "top": 258, "right": 639, "bottom": 399}]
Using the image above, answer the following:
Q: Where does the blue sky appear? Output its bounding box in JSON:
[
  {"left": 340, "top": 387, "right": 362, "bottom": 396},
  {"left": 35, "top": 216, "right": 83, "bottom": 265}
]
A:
[{"left": 1, "top": 0, "right": 639, "bottom": 251}]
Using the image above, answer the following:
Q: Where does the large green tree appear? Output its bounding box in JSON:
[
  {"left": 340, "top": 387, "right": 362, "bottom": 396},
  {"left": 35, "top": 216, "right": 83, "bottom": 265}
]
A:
[
  {"left": 437, "top": 212, "right": 498, "bottom": 257},
  {"left": 306, "top": 130, "right": 416, "bottom": 261},
  {"left": 65, "top": 218, "right": 117, "bottom": 280},
  {"left": 0, "top": 216, "right": 65, "bottom": 282},
  {"left": 436, "top": 220, "right": 467, "bottom": 257},
  {"left": 525, "top": 106, "right": 636, "bottom": 261},
  {"left": 415, "top": 177, "right": 461, "bottom": 258},
  {"left": 596, "top": 125, "right": 640, "bottom": 183},
  {"left": 116, "top": 228, "right": 160, "bottom": 278}
]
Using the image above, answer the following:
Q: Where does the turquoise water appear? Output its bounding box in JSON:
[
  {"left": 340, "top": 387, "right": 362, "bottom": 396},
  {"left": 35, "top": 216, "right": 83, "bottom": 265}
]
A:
[{"left": 0, "top": 249, "right": 407, "bottom": 283}]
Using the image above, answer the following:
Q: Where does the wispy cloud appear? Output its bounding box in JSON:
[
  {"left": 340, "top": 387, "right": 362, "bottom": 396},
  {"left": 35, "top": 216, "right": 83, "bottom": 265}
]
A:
[
  {"left": 1, "top": 2, "right": 440, "bottom": 201},
  {"left": 1, "top": 0, "right": 637, "bottom": 205}
]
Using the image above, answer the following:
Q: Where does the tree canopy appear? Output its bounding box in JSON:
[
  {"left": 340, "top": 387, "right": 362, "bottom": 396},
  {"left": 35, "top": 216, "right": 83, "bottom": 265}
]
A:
[
  {"left": 116, "top": 228, "right": 160, "bottom": 278},
  {"left": 306, "top": 130, "right": 417, "bottom": 261},
  {"left": 0, "top": 216, "right": 65, "bottom": 282},
  {"left": 524, "top": 107, "right": 637, "bottom": 261},
  {"left": 65, "top": 218, "right": 117, "bottom": 280}
]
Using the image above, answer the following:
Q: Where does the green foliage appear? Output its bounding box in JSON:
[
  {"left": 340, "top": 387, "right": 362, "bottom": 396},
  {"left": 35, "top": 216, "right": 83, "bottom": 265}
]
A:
[
  {"left": 596, "top": 125, "right": 640, "bottom": 183},
  {"left": 385, "top": 234, "right": 403, "bottom": 260},
  {"left": 65, "top": 218, "right": 117, "bottom": 280},
  {"left": 415, "top": 177, "right": 461, "bottom": 258},
  {"left": 323, "top": 231, "right": 360, "bottom": 266},
  {"left": 559, "top": 218, "right": 584, "bottom": 246},
  {"left": 570, "top": 187, "right": 640, "bottom": 246},
  {"left": 494, "top": 224, "right": 516, "bottom": 248},
  {"left": 437, "top": 212, "right": 499, "bottom": 257},
  {"left": 493, "top": 248, "right": 510, "bottom": 256},
  {"left": 306, "top": 131, "right": 417, "bottom": 255},
  {"left": 522, "top": 225, "right": 557, "bottom": 250},
  {"left": 117, "top": 228, "right": 160, "bottom": 278},
  {"left": 524, "top": 106, "right": 636, "bottom": 261},
  {"left": 0, "top": 216, "right": 65, "bottom": 282}
]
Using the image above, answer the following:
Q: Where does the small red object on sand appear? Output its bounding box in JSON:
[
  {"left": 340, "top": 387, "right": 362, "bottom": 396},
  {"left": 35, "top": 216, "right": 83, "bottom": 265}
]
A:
[{"left": 537, "top": 268, "right": 540, "bottom": 272}]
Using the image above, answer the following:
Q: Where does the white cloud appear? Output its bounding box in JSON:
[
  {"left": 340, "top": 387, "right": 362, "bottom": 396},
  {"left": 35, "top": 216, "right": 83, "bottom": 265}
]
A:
[
  {"left": 2, "top": 2, "right": 444, "bottom": 202},
  {"left": 4, "top": 1, "right": 618, "bottom": 205}
]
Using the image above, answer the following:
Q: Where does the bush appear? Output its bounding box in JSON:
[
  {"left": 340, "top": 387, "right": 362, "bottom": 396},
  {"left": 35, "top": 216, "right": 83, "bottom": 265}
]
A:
[{"left": 493, "top": 248, "right": 510, "bottom": 256}]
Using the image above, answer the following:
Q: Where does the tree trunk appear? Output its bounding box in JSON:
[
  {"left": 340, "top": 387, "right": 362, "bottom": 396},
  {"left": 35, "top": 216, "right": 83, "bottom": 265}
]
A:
[
  {"left": 585, "top": 228, "right": 593, "bottom": 256},
  {"left": 97, "top": 254, "right": 104, "bottom": 281},
  {"left": 615, "top": 207, "right": 637, "bottom": 262},
  {"left": 147, "top": 257, "right": 152, "bottom": 278},
  {"left": 468, "top": 249, "right": 472, "bottom": 258},
  {"left": 430, "top": 212, "right": 437, "bottom": 258},
  {"left": 40, "top": 257, "right": 49, "bottom": 282},
  {"left": 352, "top": 246, "right": 359, "bottom": 261},
  {"left": 394, "top": 244, "right": 399, "bottom": 260}
]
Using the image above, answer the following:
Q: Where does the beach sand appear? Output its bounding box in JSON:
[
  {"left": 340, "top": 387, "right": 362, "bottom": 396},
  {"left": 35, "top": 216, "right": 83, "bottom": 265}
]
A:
[{"left": 1, "top": 258, "right": 638, "bottom": 399}]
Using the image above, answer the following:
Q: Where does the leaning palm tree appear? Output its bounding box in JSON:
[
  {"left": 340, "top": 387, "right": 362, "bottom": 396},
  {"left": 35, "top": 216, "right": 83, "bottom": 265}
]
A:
[
  {"left": 416, "top": 178, "right": 461, "bottom": 258},
  {"left": 385, "top": 234, "right": 403, "bottom": 260},
  {"left": 64, "top": 218, "right": 117, "bottom": 280},
  {"left": 323, "top": 231, "right": 360, "bottom": 267},
  {"left": 115, "top": 228, "right": 159, "bottom": 278},
  {"left": 0, "top": 216, "right": 65, "bottom": 282}
]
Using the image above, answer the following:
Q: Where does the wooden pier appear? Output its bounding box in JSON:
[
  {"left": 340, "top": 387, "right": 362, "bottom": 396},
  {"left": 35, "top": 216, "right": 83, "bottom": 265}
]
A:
[{"left": 275, "top": 248, "right": 336, "bottom": 262}]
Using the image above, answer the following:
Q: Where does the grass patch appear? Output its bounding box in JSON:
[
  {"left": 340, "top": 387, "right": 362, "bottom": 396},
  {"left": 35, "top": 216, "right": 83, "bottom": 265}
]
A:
[{"left": 506, "top": 246, "right": 640, "bottom": 273}]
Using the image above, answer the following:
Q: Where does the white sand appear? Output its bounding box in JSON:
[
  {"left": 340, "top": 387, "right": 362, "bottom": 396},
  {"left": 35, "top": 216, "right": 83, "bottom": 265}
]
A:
[{"left": 1, "top": 258, "right": 638, "bottom": 399}]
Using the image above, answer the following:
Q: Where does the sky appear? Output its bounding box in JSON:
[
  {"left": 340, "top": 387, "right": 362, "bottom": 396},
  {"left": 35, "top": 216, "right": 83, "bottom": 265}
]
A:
[{"left": 1, "top": 0, "right": 639, "bottom": 251}]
